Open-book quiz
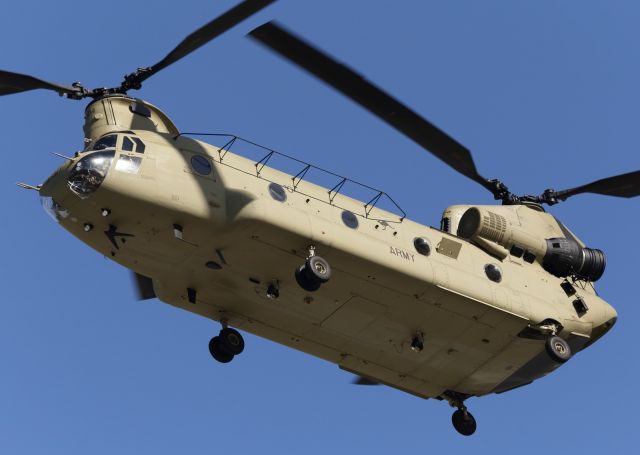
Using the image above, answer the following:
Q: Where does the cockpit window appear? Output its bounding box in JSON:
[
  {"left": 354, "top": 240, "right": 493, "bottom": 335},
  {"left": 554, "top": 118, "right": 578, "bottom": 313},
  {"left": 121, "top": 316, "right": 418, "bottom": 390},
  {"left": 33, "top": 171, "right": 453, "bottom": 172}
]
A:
[
  {"left": 92, "top": 134, "right": 117, "bottom": 150},
  {"left": 132, "top": 137, "right": 145, "bottom": 153},
  {"left": 115, "top": 155, "right": 142, "bottom": 174},
  {"left": 122, "top": 136, "right": 135, "bottom": 152},
  {"left": 68, "top": 150, "right": 115, "bottom": 198},
  {"left": 89, "top": 134, "right": 146, "bottom": 154}
]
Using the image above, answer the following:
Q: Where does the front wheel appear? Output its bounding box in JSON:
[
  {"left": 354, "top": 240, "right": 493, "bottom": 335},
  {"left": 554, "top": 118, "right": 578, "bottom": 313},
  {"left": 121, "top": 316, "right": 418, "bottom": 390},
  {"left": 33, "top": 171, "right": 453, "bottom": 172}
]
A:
[
  {"left": 545, "top": 336, "right": 571, "bottom": 363},
  {"left": 451, "top": 409, "right": 476, "bottom": 436},
  {"left": 305, "top": 256, "right": 331, "bottom": 283}
]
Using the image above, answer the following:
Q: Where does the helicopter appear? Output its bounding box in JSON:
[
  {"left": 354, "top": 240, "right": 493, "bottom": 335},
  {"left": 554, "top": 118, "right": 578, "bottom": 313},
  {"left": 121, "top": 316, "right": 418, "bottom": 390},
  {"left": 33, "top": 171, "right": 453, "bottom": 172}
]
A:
[{"left": 3, "top": 0, "right": 639, "bottom": 437}]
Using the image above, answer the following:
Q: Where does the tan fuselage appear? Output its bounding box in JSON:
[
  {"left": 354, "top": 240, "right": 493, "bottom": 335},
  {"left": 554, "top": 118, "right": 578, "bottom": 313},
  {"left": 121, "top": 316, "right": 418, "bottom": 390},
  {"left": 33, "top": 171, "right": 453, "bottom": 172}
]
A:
[{"left": 39, "top": 96, "right": 617, "bottom": 400}]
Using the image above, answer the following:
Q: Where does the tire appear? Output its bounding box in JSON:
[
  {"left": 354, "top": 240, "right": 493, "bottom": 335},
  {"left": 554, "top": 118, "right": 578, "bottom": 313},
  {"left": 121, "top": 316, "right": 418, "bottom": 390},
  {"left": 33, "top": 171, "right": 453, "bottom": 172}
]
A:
[
  {"left": 305, "top": 256, "right": 331, "bottom": 283},
  {"left": 545, "top": 335, "right": 571, "bottom": 363},
  {"left": 295, "top": 264, "right": 321, "bottom": 292},
  {"left": 218, "top": 328, "right": 245, "bottom": 356},
  {"left": 451, "top": 409, "right": 477, "bottom": 436},
  {"left": 208, "top": 336, "right": 234, "bottom": 363}
]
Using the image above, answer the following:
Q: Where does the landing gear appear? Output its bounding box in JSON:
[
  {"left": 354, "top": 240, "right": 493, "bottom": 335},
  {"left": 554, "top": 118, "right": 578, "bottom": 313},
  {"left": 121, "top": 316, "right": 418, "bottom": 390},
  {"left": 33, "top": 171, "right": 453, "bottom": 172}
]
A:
[
  {"left": 451, "top": 408, "right": 477, "bottom": 436},
  {"left": 295, "top": 264, "right": 321, "bottom": 292},
  {"left": 545, "top": 335, "right": 571, "bottom": 363},
  {"left": 445, "top": 392, "right": 477, "bottom": 436},
  {"left": 295, "top": 245, "right": 331, "bottom": 292},
  {"left": 208, "top": 325, "right": 245, "bottom": 363}
]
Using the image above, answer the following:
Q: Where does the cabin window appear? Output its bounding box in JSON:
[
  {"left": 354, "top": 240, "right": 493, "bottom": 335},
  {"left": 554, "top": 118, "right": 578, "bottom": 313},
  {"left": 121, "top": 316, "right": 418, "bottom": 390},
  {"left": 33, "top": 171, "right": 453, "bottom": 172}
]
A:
[
  {"left": 268, "top": 183, "right": 287, "bottom": 202},
  {"left": 414, "top": 237, "right": 431, "bottom": 256},
  {"left": 341, "top": 210, "right": 359, "bottom": 229},
  {"left": 484, "top": 263, "right": 503, "bottom": 283},
  {"left": 191, "top": 155, "right": 212, "bottom": 176}
]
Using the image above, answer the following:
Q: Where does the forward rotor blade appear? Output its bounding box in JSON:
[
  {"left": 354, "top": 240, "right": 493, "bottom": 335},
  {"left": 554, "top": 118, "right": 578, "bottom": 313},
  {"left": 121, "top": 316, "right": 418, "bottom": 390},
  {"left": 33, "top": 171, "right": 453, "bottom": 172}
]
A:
[
  {"left": 249, "top": 22, "right": 491, "bottom": 189},
  {"left": 0, "top": 69, "right": 78, "bottom": 97},
  {"left": 139, "top": 0, "right": 276, "bottom": 84},
  {"left": 555, "top": 170, "right": 640, "bottom": 201},
  {"left": 132, "top": 273, "right": 156, "bottom": 301}
]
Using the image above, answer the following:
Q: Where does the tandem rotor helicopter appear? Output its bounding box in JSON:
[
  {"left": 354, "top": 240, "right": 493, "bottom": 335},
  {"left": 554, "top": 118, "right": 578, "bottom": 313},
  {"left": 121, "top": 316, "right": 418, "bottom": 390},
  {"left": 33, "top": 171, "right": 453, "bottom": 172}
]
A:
[{"left": 4, "top": 0, "right": 639, "bottom": 436}]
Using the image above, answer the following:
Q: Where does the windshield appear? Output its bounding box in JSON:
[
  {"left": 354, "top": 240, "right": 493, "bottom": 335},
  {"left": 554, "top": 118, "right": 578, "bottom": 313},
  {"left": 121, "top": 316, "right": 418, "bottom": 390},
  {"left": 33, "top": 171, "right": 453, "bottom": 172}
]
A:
[
  {"left": 68, "top": 150, "right": 115, "bottom": 198},
  {"left": 90, "top": 134, "right": 117, "bottom": 151}
]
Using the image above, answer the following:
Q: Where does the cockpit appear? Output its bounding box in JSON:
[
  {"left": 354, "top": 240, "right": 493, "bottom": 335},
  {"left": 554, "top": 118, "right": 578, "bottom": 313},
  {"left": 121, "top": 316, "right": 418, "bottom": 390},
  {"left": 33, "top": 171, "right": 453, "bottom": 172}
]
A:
[
  {"left": 42, "top": 132, "right": 148, "bottom": 221},
  {"left": 67, "top": 133, "right": 146, "bottom": 198}
]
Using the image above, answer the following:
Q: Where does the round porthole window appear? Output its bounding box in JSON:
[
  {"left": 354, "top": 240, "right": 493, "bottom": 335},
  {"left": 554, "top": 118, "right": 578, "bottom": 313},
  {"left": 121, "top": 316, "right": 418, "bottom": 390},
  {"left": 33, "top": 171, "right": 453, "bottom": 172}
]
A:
[
  {"left": 268, "top": 183, "right": 287, "bottom": 202},
  {"left": 484, "top": 264, "right": 503, "bottom": 283},
  {"left": 414, "top": 237, "right": 431, "bottom": 256},
  {"left": 191, "top": 155, "right": 211, "bottom": 175},
  {"left": 341, "top": 210, "right": 359, "bottom": 229}
]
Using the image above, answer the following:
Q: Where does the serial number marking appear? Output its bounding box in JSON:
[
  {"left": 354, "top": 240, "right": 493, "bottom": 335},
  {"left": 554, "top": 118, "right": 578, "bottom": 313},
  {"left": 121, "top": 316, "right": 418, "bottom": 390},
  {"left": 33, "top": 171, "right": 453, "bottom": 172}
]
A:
[{"left": 389, "top": 246, "right": 415, "bottom": 262}]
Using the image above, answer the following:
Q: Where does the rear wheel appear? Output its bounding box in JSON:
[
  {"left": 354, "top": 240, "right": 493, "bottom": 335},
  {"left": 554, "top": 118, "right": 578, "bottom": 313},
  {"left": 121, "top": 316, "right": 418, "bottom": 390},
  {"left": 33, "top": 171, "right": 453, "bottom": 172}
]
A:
[
  {"left": 218, "top": 328, "right": 245, "bottom": 356},
  {"left": 208, "top": 336, "right": 234, "bottom": 363},
  {"left": 545, "top": 336, "right": 571, "bottom": 363}
]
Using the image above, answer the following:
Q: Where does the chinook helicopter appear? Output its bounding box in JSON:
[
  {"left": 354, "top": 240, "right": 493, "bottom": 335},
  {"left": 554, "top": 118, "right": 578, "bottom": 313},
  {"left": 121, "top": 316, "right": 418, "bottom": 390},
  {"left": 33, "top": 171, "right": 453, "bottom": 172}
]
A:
[{"left": 3, "top": 0, "right": 639, "bottom": 437}]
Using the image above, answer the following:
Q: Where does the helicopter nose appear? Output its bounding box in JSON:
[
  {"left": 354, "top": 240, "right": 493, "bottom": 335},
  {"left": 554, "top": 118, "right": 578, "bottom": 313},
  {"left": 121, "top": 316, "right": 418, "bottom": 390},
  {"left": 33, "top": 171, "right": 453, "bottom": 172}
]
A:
[
  {"left": 40, "top": 159, "right": 72, "bottom": 198},
  {"left": 39, "top": 162, "right": 76, "bottom": 221}
]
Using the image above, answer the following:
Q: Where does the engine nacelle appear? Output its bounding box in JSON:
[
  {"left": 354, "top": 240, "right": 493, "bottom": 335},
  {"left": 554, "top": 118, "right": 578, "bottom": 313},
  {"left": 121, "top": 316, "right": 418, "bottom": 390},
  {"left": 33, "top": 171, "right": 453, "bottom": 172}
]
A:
[
  {"left": 543, "top": 238, "right": 606, "bottom": 281},
  {"left": 445, "top": 204, "right": 606, "bottom": 281}
]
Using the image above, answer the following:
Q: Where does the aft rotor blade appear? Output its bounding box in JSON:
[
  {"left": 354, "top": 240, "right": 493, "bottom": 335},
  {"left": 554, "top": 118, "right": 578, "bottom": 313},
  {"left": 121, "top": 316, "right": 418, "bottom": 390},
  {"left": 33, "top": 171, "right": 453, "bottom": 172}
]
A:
[
  {"left": 0, "top": 69, "right": 79, "bottom": 97},
  {"left": 133, "top": 273, "right": 156, "bottom": 300},
  {"left": 248, "top": 22, "right": 491, "bottom": 189},
  {"left": 139, "top": 0, "right": 276, "bottom": 84},
  {"left": 555, "top": 170, "right": 640, "bottom": 201}
]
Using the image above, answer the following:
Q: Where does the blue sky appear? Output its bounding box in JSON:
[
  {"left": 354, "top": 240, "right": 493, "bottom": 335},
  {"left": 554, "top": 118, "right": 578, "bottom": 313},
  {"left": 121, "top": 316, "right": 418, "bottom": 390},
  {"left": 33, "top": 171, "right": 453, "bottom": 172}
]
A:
[{"left": 1, "top": 1, "right": 638, "bottom": 453}]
